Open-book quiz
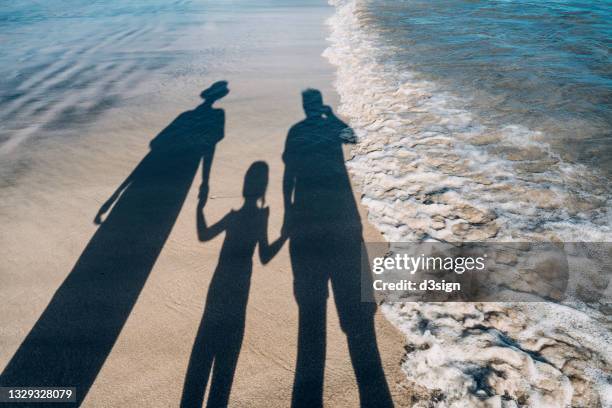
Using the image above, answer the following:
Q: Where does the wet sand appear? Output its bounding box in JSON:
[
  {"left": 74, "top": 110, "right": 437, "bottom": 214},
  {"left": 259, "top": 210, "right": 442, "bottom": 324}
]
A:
[{"left": 0, "top": 1, "right": 408, "bottom": 406}]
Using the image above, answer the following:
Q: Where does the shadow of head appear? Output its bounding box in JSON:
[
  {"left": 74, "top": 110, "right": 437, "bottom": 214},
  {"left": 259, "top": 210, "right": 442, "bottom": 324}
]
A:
[
  {"left": 201, "top": 80, "right": 230, "bottom": 103},
  {"left": 243, "top": 161, "right": 269, "bottom": 206},
  {"left": 302, "top": 88, "right": 325, "bottom": 118}
]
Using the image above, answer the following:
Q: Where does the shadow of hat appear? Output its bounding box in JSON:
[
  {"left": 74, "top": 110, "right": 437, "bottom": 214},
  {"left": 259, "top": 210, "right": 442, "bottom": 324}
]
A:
[{"left": 201, "top": 81, "right": 229, "bottom": 101}]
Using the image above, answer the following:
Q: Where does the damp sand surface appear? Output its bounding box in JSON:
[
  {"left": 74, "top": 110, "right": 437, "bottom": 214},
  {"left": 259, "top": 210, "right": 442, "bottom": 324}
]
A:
[{"left": 0, "top": 1, "right": 408, "bottom": 406}]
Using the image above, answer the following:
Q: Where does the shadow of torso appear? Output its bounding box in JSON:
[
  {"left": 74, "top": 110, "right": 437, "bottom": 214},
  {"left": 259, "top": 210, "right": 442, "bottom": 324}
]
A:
[
  {"left": 204, "top": 206, "right": 268, "bottom": 319},
  {"left": 283, "top": 115, "right": 362, "bottom": 298},
  {"left": 285, "top": 116, "right": 361, "bottom": 242}
]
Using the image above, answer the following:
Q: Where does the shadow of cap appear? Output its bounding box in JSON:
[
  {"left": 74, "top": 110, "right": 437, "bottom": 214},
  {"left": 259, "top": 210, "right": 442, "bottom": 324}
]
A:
[{"left": 201, "top": 81, "right": 229, "bottom": 101}]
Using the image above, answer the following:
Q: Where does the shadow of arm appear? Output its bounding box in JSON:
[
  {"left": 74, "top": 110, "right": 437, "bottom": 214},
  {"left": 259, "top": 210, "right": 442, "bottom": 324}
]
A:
[
  {"left": 282, "top": 152, "right": 296, "bottom": 236},
  {"left": 198, "top": 110, "right": 224, "bottom": 201},
  {"left": 94, "top": 166, "right": 138, "bottom": 224},
  {"left": 197, "top": 202, "right": 228, "bottom": 242},
  {"left": 324, "top": 105, "right": 356, "bottom": 144},
  {"left": 258, "top": 207, "right": 286, "bottom": 264}
]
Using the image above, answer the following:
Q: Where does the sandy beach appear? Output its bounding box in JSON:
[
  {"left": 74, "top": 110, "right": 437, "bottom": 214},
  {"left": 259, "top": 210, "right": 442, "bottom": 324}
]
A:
[
  {"left": 2, "top": 1, "right": 611, "bottom": 407},
  {"left": 0, "top": 1, "right": 408, "bottom": 406}
]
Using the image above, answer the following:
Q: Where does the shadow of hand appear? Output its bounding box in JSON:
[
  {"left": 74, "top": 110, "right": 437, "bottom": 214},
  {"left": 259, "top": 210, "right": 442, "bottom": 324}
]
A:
[{"left": 94, "top": 201, "right": 113, "bottom": 225}]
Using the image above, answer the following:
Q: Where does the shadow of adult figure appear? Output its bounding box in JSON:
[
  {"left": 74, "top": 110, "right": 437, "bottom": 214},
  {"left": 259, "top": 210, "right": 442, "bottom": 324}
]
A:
[
  {"left": 0, "top": 81, "right": 229, "bottom": 405},
  {"left": 282, "top": 89, "right": 393, "bottom": 408},
  {"left": 181, "top": 161, "right": 285, "bottom": 408}
]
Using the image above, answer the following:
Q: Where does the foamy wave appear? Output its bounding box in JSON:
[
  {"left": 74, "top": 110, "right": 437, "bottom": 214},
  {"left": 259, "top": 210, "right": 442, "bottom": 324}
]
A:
[
  {"left": 324, "top": 1, "right": 611, "bottom": 406},
  {"left": 324, "top": 0, "right": 611, "bottom": 244},
  {"left": 382, "top": 301, "right": 611, "bottom": 408}
]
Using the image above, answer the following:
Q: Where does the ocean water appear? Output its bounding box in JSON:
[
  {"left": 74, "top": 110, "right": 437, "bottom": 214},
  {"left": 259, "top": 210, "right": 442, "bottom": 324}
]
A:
[
  {"left": 325, "top": 1, "right": 611, "bottom": 406},
  {"left": 365, "top": 0, "right": 611, "bottom": 172},
  {"left": 325, "top": 0, "right": 611, "bottom": 242}
]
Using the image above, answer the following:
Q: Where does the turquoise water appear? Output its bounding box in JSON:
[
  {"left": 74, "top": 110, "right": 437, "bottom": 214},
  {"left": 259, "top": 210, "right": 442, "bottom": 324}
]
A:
[{"left": 364, "top": 0, "right": 612, "bottom": 172}]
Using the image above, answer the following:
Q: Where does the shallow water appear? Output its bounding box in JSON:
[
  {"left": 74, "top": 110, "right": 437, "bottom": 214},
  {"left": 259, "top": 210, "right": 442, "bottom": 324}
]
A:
[
  {"left": 326, "top": 0, "right": 611, "bottom": 242},
  {"left": 0, "top": 0, "right": 320, "bottom": 158},
  {"left": 367, "top": 0, "right": 612, "bottom": 173},
  {"left": 0, "top": 0, "right": 186, "bottom": 151}
]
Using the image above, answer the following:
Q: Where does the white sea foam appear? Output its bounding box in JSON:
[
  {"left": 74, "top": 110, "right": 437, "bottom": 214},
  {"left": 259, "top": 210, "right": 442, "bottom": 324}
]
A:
[
  {"left": 324, "top": 0, "right": 611, "bottom": 244},
  {"left": 381, "top": 301, "right": 611, "bottom": 407},
  {"left": 324, "top": 1, "right": 611, "bottom": 406}
]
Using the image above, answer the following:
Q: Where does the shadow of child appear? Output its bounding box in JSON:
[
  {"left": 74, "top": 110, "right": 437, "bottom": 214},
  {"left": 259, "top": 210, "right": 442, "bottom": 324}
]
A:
[{"left": 181, "top": 161, "right": 286, "bottom": 408}]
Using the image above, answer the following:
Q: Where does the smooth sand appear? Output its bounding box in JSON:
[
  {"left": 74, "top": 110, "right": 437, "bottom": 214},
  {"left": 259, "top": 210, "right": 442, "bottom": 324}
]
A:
[{"left": 0, "top": 2, "right": 409, "bottom": 406}]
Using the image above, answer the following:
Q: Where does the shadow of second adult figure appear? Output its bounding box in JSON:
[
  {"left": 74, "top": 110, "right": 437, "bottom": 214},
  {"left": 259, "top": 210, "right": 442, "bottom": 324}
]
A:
[{"left": 282, "top": 89, "right": 393, "bottom": 408}]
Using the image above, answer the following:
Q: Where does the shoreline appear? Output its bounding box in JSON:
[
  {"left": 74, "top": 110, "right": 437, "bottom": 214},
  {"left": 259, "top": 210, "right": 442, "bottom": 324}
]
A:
[{"left": 325, "top": 1, "right": 611, "bottom": 406}]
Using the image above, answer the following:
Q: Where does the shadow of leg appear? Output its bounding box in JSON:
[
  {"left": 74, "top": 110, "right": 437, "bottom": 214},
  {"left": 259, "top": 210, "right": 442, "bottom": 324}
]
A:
[
  {"left": 345, "top": 320, "right": 393, "bottom": 408},
  {"left": 206, "top": 327, "right": 243, "bottom": 408},
  {"left": 333, "top": 259, "right": 393, "bottom": 408},
  {"left": 291, "top": 301, "right": 326, "bottom": 408},
  {"left": 181, "top": 319, "right": 216, "bottom": 408}
]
